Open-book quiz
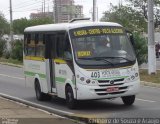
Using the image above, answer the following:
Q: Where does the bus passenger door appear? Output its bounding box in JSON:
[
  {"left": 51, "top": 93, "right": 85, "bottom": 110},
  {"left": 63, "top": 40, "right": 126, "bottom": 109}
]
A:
[{"left": 45, "top": 34, "right": 56, "bottom": 93}]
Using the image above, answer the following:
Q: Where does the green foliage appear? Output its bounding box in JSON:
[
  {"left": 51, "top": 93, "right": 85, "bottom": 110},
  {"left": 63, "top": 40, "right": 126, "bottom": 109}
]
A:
[
  {"left": 13, "top": 18, "right": 29, "bottom": 34},
  {"left": 126, "top": 0, "right": 160, "bottom": 27},
  {"left": 101, "top": 5, "right": 147, "bottom": 32},
  {"left": 29, "top": 17, "right": 53, "bottom": 26},
  {"left": 3, "top": 50, "right": 10, "bottom": 59},
  {"left": 101, "top": 5, "right": 148, "bottom": 65},
  {"left": 126, "top": 0, "right": 160, "bottom": 8},
  {"left": 0, "top": 38, "right": 7, "bottom": 57},
  {"left": 10, "top": 40, "right": 23, "bottom": 61},
  {"left": 133, "top": 32, "right": 147, "bottom": 65},
  {"left": 0, "top": 12, "right": 9, "bottom": 35},
  {"left": 13, "top": 17, "right": 54, "bottom": 34}
]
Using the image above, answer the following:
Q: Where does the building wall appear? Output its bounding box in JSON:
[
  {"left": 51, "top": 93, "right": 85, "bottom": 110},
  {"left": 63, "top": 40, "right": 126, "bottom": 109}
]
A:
[
  {"left": 54, "top": 0, "right": 83, "bottom": 23},
  {"left": 55, "top": 0, "right": 74, "bottom": 5}
]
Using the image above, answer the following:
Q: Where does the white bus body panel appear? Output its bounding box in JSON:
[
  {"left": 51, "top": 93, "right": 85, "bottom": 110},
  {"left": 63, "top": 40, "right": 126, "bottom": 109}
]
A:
[
  {"left": 45, "top": 59, "right": 52, "bottom": 93},
  {"left": 74, "top": 61, "right": 140, "bottom": 100},
  {"left": 24, "top": 59, "right": 49, "bottom": 93},
  {"left": 54, "top": 62, "right": 75, "bottom": 99}
]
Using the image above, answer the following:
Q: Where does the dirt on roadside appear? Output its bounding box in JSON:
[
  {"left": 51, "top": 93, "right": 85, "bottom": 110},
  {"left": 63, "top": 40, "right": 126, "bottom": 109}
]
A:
[{"left": 0, "top": 97, "right": 79, "bottom": 124}]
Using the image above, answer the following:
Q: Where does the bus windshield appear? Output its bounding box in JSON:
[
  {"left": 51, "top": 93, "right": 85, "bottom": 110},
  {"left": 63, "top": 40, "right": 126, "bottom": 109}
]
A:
[{"left": 69, "top": 26, "right": 136, "bottom": 66}]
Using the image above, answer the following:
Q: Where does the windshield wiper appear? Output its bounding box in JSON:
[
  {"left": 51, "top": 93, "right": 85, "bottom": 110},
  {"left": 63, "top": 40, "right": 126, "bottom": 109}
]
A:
[
  {"left": 77, "top": 57, "right": 115, "bottom": 66},
  {"left": 113, "top": 57, "right": 133, "bottom": 62}
]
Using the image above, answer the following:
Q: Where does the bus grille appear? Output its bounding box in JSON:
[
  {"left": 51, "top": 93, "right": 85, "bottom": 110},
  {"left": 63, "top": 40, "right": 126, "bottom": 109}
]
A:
[
  {"left": 97, "top": 78, "right": 124, "bottom": 87},
  {"left": 98, "top": 78, "right": 124, "bottom": 83}
]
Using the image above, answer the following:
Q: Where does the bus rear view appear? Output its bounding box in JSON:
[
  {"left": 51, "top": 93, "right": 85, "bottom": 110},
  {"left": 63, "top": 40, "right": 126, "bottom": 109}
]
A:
[{"left": 69, "top": 25, "right": 140, "bottom": 106}]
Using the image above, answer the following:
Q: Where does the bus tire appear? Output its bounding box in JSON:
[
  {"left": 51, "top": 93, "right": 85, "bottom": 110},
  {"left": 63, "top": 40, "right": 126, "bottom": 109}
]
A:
[
  {"left": 65, "top": 86, "right": 76, "bottom": 109},
  {"left": 121, "top": 95, "right": 135, "bottom": 106},
  {"left": 35, "top": 80, "right": 45, "bottom": 101},
  {"left": 45, "top": 94, "right": 52, "bottom": 101}
]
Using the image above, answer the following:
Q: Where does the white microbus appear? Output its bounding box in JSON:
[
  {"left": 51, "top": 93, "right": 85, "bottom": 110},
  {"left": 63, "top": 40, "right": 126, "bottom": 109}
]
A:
[{"left": 24, "top": 20, "right": 140, "bottom": 109}]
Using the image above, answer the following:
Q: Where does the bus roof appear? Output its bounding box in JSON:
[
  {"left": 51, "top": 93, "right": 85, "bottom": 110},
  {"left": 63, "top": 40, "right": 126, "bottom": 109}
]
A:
[{"left": 24, "top": 22, "right": 122, "bottom": 33}]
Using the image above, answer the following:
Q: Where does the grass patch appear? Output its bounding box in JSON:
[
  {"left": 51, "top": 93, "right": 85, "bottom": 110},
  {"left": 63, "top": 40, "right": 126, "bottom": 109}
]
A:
[
  {"left": 140, "top": 69, "right": 160, "bottom": 84},
  {"left": 0, "top": 58, "right": 22, "bottom": 65}
]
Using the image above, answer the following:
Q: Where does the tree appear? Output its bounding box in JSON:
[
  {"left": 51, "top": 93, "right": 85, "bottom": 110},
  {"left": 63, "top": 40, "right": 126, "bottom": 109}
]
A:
[
  {"left": 13, "top": 17, "right": 54, "bottom": 34},
  {"left": 0, "top": 39, "right": 6, "bottom": 57},
  {"left": 126, "top": 0, "right": 160, "bottom": 27},
  {"left": 29, "top": 17, "right": 53, "bottom": 26},
  {"left": 0, "top": 12, "right": 9, "bottom": 36},
  {"left": 0, "top": 12, "right": 9, "bottom": 58},
  {"left": 133, "top": 32, "right": 147, "bottom": 65},
  {"left": 10, "top": 40, "right": 23, "bottom": 61},
  {"left": 101, "top": 5, "right": 148, "bottom": 65},
  {"left": 101, "top": 5, "right": 147, "bottom": 32},
  {"left": 13, "top": 18, "right": 29, "bottom": 34}
]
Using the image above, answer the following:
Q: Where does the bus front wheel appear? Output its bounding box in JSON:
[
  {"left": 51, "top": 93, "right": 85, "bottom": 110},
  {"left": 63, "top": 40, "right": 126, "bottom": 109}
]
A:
[
  {"left": 65, "top": 86, "right": 76, "bottom": 109},
  {"left": 121, "top": 95, "right": 135, "bottom": 106},
  {"left": 35, "top": 80, "right": 45, "bottom": 101}
]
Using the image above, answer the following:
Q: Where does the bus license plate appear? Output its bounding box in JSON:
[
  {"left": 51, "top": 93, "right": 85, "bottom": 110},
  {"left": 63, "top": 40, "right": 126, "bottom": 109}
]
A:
[
  {"left": 101, "top": 70, "right": 120, "bottom": 78},
  {"left": 106, "top": 87, "right": 119, "bottom": 93}
]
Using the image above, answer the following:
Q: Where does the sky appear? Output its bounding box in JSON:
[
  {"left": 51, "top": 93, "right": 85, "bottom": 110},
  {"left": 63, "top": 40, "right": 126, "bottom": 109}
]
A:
[{"left": 0, "top": 0, "right": 122, "bottom": 21}]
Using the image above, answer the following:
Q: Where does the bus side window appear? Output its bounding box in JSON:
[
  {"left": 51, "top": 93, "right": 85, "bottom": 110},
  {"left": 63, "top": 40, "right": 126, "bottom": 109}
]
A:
[
  {"left": 45, "top": 34, "right": 56, "bottom": 59},
  {"left": 56, "top": 33, "right": 65, "bottom": 58},
  {"left": 24, "top": 34, "right": 31, "bottom": 56},
  {"left": 36, "top": 34, "right": 45, "bottom": 57},
  {"left": 28, "top": 34, "right": 36, "bottom": 56},
  {"left": 27, "top": 34, "right": 31, "bottom": 44},
  {"left": 24, "top": 34, "right": 28, "bottom": 56},
  {"left": 64, "top": 35, "right": 72, "bottom": 60}
]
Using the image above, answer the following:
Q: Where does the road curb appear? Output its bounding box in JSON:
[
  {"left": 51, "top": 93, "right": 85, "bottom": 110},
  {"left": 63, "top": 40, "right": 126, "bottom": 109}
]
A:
[
  {"left": 0, "top": 93, "right": 73, "bottom": 116},
  {"left": 0, "top": 93, "right": 91, "bottom": 123},
  {"left": 0, "top": 62, "right": 22, "bottom": 68}
]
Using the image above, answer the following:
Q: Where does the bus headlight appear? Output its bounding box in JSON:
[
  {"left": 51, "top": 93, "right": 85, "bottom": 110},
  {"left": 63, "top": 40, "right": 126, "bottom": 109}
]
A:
[
  {"left": 125, "top": 73, "right": 139, "bottom": 82},
  {"left": 86, "top": 79, "right": 91, "bottom": 84},
  {"left": 131, "top": 75, "right": 135, "bottom": 80},
  {"left": 131, "top": 73, "right": 139, "bottom": 81},
  {"left": 79, "top": 77, "right": 97, "bottom": 85},
  {"left": 80, "top": 77, "right": 85, "bottom": 81},
  {"left": 91, "top": 81, "right": 96, "bottom": 84},
  {"left": 135, "top": 73, "right": 138, "bottom": 77}
]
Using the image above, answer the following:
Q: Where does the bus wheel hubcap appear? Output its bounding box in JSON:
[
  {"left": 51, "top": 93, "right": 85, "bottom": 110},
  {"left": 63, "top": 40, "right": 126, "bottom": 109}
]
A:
[{"left": 68, "top": 92, "right": 72, "bottom": 102}]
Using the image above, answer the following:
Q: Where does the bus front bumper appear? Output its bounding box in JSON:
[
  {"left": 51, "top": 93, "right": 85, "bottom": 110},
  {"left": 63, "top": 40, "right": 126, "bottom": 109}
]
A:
[{"left": 76, "top": 80, "right": 140, "bottom": 100}]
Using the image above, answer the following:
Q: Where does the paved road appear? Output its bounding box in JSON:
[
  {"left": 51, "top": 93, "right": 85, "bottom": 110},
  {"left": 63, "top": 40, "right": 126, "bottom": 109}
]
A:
[{"left": 0, "top": 64, "right": 160, "bottom": 119}]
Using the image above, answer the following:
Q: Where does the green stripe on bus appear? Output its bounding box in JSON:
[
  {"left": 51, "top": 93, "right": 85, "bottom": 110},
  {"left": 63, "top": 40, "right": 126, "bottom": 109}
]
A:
[
  {"left": 72, "top": 80, "right": 76, "bottom": 84},
  {"left": 55, "top": 77, "right": 66, "bottom": 83},
  {"left": 93, "top": 76, "right": 129, "bottom": 80},
  {"left": 24, "top": 71, "right": 46, "bottom": 79},
  {"left": 55, "top": 77, "right": 76, "bottom": 85},
  {"left": 25, "top": 71, "right": 74, "bottom": 84}
]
